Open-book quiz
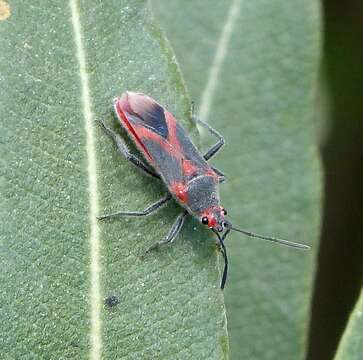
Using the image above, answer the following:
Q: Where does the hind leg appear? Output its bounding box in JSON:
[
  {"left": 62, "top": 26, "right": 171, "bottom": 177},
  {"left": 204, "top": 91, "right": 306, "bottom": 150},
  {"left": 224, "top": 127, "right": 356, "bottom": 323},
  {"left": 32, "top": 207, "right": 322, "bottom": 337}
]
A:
[{"left": 97, "top": 119, "right": 159, "bottom": 179}]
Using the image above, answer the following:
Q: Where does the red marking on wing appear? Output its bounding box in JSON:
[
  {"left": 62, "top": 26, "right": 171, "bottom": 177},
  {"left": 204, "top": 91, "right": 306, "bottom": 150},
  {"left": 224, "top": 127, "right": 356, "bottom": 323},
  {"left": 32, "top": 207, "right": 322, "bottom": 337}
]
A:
[
  {"left": 134, "top": 125, "right": 174, "bottom": 154},
  {"left": 130, "top": 111, "right": 184, "bottom": 162},
  {"left": 164, "top": 111, "right": 183, "bottom": 154},
  {"left": 182, "top": 159, "right": 198, "bottom": 177},
  {"left": 114, "top": 99, "right": 153, "bottom": 161},
  {"left": 115, "top": 92, "right": 211, "bottom": 182},
  {"left": 115, "top": 95, "right": 183, "bottom": 162},
  {"left": 170, "top": 181, "right": 188, "bottom": 203}
]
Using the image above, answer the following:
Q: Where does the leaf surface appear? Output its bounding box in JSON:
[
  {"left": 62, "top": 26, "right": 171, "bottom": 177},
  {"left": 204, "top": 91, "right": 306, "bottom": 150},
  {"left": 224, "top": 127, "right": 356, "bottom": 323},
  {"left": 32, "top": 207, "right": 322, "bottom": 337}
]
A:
[{"left": 0, "top": 1, "right": 227, "bottom": 359}]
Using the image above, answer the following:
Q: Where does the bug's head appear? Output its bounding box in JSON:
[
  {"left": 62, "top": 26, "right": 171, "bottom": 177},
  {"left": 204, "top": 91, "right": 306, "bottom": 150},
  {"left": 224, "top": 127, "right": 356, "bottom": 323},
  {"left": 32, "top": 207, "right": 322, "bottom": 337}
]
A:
[{"left": 200, "top": 206, "right": 228, "bottom": 232}]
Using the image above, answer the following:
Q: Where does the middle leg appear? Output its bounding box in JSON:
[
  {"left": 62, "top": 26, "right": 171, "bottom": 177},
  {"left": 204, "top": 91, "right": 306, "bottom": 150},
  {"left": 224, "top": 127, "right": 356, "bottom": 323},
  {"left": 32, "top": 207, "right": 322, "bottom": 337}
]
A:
[
  {"left": 97, "top": 119, "right": 160, "bottom": 179},
  {"left": 97, "top": 194, "right": 172, "bottom": 221},
  {"left": 191, "top": 114, "right": 225, "bottom": 161}
]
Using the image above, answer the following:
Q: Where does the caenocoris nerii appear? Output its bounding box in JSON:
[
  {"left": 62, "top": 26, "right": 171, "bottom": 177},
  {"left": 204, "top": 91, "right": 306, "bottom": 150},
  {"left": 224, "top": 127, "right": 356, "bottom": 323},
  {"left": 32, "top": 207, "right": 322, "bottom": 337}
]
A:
[{"left": 98, "top": 91, "right": 309, "bottom": 289}]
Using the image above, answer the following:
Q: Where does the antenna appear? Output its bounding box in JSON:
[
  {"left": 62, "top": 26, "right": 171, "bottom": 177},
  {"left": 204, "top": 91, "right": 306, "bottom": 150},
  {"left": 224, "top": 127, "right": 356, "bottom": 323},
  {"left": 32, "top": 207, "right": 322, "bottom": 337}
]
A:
[
  {"left": 228, "top": 224, "right": 310, "bottom": 250},
  {"left": 213, "top": 229, "right": 229, "bottom": 289}
]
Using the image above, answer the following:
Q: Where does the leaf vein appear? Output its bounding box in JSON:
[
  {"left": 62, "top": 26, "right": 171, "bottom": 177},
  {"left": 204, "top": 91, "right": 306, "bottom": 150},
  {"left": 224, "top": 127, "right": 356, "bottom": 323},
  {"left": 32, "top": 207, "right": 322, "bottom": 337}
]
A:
[{"left": 69, "top": 1, "right": 102, "bottom": 359}]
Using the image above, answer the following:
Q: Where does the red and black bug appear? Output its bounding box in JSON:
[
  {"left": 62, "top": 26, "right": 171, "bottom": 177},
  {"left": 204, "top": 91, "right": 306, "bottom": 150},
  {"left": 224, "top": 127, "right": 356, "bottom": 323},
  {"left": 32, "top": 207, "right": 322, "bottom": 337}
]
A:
[{"left": 98, "top": 91, "right": 309, "bottom": 289}]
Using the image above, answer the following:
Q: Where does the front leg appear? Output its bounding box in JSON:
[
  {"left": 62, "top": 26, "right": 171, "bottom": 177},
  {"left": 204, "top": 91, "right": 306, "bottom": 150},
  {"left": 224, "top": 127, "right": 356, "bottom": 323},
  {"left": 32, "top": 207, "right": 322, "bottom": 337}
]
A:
[
  {"left": 191, "top": 114, "right": 225, "bottom": 161},
  {"left": 211, "top": 166, "right": 226, "bottom": 182},
  {"left": 142, "top": 210, "right": 188, "bottom": 257}
]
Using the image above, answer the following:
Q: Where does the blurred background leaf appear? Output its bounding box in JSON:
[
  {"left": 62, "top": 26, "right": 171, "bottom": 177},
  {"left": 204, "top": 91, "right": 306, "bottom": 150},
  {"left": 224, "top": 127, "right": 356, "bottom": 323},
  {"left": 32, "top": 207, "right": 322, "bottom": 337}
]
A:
[
  {"left": 151, "top": 0, "right": 321, "bottom": 359},
  {"left": 334, "top": 289, "right": 363, "bottom": 360},
  {"left": 307, "top": 1, "right": 363, "bottom": 359},
  {"left": 0, "top": 1, "right": 227, "bottom": 359}
]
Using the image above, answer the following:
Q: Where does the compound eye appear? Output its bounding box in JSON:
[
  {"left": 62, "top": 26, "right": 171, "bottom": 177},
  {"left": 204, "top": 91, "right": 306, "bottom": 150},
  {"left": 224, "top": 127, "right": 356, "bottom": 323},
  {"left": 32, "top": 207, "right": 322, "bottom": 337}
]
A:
[
  {"left": 222, "top": 208, "right": 227, "bottom": 215},
  {"left": 201, "top": 216, "right": 209, "bottom": 225}
]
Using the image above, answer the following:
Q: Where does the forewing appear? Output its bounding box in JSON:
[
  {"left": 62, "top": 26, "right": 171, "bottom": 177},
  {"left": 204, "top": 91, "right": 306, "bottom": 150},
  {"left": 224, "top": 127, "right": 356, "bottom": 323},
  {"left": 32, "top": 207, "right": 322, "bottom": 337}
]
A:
[
  {"left": 141, "top": 137, "right": 184, "bottom": 187},
  {"left": 114, "top": 92, "right": 214, "bottom": 185},
  {"left": 126, "top": 92, "right": 169, "bottom": 139}
]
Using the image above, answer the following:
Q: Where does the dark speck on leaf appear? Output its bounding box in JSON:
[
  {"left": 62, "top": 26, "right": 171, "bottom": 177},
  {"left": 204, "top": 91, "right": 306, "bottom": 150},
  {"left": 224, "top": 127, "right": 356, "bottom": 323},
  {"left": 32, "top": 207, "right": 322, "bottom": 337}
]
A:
[{"left": 105, "top": 295, "right": 120, "bottom": 308}]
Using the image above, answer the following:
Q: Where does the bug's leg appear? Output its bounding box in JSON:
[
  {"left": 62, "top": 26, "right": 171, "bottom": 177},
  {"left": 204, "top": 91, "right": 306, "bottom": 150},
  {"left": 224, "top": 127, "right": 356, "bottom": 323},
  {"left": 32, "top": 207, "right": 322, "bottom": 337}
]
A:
[
  {"left": 191, "top": 114, "right": 225, "bottom": 161},
  {"left": 192, "top": 113, "right": 226, "bottom": 177},
  {"left": 97, "top": 194, "right": 172, "bottom": 221},
  {"left": 211, "top": 166, "right": 226, "bottom": 182},
  {"left": 142, "top": 211, "right": 188, "bottom": 257},
  {"left": 97, "top": 119, "right": 160, "bottom": 179}
]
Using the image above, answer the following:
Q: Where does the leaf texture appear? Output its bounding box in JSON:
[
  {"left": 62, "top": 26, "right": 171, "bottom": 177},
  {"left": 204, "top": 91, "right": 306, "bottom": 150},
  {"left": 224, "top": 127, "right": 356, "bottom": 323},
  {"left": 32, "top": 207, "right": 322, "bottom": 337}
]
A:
[{"left": 0, "top": 1, "right": 228, "bottom": 359}]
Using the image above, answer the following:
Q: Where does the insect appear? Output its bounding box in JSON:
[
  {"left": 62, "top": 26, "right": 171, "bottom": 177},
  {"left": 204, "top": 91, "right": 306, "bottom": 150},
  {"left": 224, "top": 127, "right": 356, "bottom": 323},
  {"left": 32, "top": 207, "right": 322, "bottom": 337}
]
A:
[{"left": 97, "top": 91, "right": 310, "bottom": 289}]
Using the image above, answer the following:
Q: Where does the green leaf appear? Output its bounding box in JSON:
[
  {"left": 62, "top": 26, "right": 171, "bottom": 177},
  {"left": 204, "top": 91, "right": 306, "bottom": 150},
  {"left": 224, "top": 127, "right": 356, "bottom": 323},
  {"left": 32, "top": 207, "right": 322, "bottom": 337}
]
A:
[
  {"left": 334, "top": 288, "right": 363, "bottom": 360},
  {"left": 0, "top": 1, "right": 227, "bottom": 359},
  {"left": 151, "top": 0, "right": 321, "bottom": 358}
]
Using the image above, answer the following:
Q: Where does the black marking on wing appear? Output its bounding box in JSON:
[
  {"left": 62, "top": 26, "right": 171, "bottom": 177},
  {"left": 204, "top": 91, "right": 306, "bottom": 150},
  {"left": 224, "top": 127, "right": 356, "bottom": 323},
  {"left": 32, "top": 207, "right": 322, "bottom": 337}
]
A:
[
  {"left": 134, "top": 102, "right": 168, "bottom": 139},
  {"left": 176, "top": 122, "right": 209, "bottom": 169},
  {"left": 142, "top": 139, "right": 184, "bottom": 185}
]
